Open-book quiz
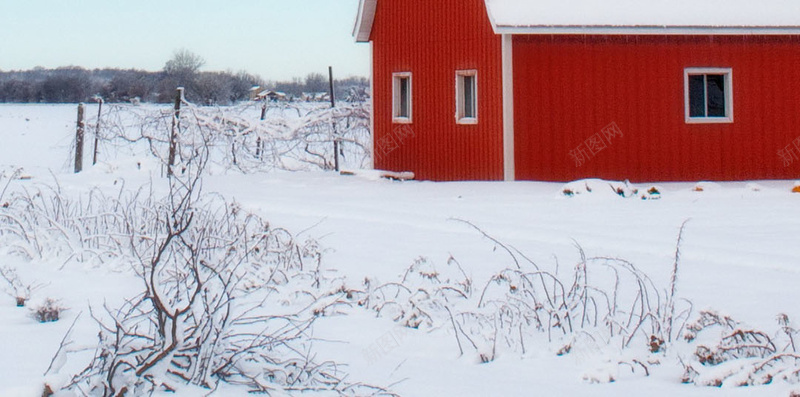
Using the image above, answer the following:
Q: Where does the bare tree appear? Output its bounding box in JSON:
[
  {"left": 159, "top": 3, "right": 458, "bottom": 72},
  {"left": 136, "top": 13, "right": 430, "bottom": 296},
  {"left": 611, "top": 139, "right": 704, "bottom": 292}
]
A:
[
  {"left": 162, "top": 49, "right": 206, "bottom": 102},
  {"left": 304, "top": 73, "right": 328, "bottom": 93},
  {"left": 163, "top": 49, "right": 205, "bottom": 78}
]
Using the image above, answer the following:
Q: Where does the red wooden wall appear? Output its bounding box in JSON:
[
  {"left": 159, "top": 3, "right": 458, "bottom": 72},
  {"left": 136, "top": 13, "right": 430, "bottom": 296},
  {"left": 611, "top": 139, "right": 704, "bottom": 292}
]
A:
[
  {"left": 513, "top": 35, "right": 800, "bottom": 182},
  {"left": 370, "top": 0, "right": 504, "bottom": 181}
]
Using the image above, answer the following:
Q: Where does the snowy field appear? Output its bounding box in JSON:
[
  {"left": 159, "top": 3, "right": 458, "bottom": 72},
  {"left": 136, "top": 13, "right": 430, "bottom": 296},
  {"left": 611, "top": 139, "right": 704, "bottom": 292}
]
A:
[{"left": 0, "top": 103, "right": 799, "bottom": 396}]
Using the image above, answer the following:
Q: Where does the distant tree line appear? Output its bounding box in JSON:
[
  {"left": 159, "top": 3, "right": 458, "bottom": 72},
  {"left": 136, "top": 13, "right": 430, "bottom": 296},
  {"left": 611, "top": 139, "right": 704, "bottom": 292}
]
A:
[
  {"left": 0, "top": 50, "right": 368, "bottom": 105},
  {"left": 271, "top": 73, "right": 369, "bottom": 103},
  {"left": 0, "top": 66, "right": 263, "bottom": 104}
]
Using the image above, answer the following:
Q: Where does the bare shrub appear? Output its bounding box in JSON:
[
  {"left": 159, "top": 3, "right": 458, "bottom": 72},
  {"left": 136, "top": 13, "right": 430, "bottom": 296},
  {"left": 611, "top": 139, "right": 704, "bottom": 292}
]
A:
[
  {"left": 0, "top": 166, "right": 22, "bottom": 203},
  {"left": 358, "top": 220, "right": 693, "bottom": 372},
  {"left": 17, "top": 159, "right": 392, "bottom": 395},
  {"left": 0, "top": 155, "right": 391, "bottom": 394},
  {"left": 0, "top": 178, "right": 154, "bottom": 267},
  {"left": 0, "top": 265, "right": 43, "bottom": 307},
  {"left": 681, "top": 311, "right": 800, "bottom": 387},
  {"left": 446, "top": 220, "right": 692, "bottom": 366},
  {"left": 31, "top": 298, "right": 66, "bottom": 322},
  {"left": 455, "top": 251, "right": 676, "bottom": 364},
  {"left": 358, "top": 255, "right": 472, "bottom": 329},
  {"left": 90, "top": 100, "right": 371, "bottom": 174}
]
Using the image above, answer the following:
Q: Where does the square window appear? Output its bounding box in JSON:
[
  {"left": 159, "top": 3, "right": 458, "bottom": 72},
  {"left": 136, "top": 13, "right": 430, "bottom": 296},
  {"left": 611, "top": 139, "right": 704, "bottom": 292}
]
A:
[
  {"left": 392, "top": 72, "right": 412, "bottom": 123},
  {"left": 456, "top": 70, "right": 478, "bottom": 124},
  {"left": 685, "top": 68, "right": 733, "bottom": 124}
]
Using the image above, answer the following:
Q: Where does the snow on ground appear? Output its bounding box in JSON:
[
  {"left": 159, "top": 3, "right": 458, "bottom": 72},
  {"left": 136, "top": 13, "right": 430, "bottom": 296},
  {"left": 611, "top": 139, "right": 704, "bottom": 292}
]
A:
[{"left": 0, "top": 104, "right": 799, "bottom": 396}]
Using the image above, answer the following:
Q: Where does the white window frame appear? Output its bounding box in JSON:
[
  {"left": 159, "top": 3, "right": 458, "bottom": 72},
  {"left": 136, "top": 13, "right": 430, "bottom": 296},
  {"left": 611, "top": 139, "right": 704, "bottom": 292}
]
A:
[
  {"left": 684, "top": 67, "right": 734, "bottom": 124},
  {"left": 392, "top": 72, "right": 412, "bottom": 124},
  {"left": 455, "top": 70, "right": 478, "bottom": 125}
]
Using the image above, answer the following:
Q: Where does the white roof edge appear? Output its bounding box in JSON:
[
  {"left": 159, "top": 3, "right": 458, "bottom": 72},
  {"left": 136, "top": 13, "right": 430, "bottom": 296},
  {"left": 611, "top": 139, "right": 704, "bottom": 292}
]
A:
[
  {"left": 485, "top": 0, "right": 800, "bottom": 35},
  {"left": 484, "top": 0, "right": 501, "bottom": 35},
  {"left": 353, "top": 0, "right": 377, "bottom": 43},
  {"left": 494, "top": 25, "right": 800, "bottom": 35}
]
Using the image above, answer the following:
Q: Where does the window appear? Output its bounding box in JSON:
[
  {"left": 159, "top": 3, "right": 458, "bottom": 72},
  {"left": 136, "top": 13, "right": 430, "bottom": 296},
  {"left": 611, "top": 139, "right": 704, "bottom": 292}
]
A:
[
  {"left": 392, "top": 72, "right": 412, "bottom": 123},
  {"left": 456, "top": 70, "right": 478, "bottom": 124},
  {"left": 684, "top": 68, "right": 733, "bottom": 123}
]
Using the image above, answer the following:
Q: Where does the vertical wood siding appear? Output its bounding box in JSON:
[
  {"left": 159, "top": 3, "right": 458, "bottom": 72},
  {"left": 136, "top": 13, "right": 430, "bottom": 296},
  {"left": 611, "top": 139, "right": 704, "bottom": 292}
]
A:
[
  {"left": 513, "top": 35, "right": 800, "bottom": 182},
  {"left": 370, "top": 0, "right": 504, "bottom": 181}
]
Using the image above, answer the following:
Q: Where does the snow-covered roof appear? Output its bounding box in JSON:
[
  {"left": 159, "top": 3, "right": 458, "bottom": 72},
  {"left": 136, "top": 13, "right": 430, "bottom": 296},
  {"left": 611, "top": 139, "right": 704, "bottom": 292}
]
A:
[
  {"left": 353, "top": 0, "right": 377, "bottom": 42},
  {"left": 353, "top": 0, "right": 800, "bottom": 40},
  {"left": 256, "top": 90, "right": 288, "bottom": 99},
  {"left": 485, "top": 0, "right": 800, "bottom": 34}
]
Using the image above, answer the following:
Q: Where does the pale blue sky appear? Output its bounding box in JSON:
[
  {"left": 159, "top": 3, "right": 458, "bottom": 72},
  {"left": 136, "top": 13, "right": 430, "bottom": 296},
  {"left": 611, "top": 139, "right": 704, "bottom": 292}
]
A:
[{"left": 0, "top": 0, "right": 369, "bottom": 81}]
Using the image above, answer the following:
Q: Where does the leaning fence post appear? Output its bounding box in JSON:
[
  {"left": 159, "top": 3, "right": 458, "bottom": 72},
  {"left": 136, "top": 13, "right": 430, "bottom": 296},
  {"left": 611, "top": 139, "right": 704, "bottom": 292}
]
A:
[
  {"left": 167, "top": 87, "right": 184, "bottom": 177},
  {"left": 92, "top": 97, "right": 103, "bottom": 165},
  {"left": 328, "top": 66, "right": 339, "bottom": 172},
  {"left": 74, "top": 103, "right": 85, "bottom": 173},
  {"left": 256, "top": 98, "right": 267, "bottom": 159}
]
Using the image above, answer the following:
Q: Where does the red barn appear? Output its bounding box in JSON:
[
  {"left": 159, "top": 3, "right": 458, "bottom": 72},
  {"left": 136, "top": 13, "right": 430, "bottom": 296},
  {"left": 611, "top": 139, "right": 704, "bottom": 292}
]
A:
[{"left": 354, "top": 0, "right": 800, "bottom": 182}]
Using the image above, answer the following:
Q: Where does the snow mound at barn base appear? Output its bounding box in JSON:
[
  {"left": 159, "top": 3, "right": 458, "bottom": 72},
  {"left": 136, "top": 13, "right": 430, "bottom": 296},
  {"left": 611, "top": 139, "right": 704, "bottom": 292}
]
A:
[{"left": 560, "top": 179, "right": 661, "bottom": 200}]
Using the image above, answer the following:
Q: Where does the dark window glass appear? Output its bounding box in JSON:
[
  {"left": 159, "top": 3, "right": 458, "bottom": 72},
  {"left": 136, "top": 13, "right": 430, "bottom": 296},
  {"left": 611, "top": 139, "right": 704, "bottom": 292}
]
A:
[
  {"left": 463, "top": 75, "right": 475, "bottom": 118},
  {"left": 688, "top": 75, "right": 706, "bottom": 117},
  {"left": 706, "top": 74, "right": 726, "bottom": 117},
  {"left": 399, "top": 77, "right": 409, "bottom": 118}
]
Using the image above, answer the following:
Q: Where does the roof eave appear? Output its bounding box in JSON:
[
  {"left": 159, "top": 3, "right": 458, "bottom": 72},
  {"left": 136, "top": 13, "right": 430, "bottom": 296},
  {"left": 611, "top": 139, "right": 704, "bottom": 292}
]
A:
[
  {"left": 493, "top": 25, "right": 800, "bottom": 35},
  {"left": 353, "top": 0, "right": 377, "bottom": 43}
]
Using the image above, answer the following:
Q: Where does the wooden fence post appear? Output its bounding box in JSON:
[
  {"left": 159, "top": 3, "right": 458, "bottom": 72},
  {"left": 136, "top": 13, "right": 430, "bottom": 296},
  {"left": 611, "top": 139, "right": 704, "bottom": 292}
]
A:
[
  {"left": 92, "top": 98, "right": 103, "bottom": 165},
  {"left": 74, "top": 103, "right": 85, "bottom": 173},
  {"left": 256, "top": 99, "right": 267, "bottom": 159},
  {"left": 328, "top": 66, "right": 339, "bottom": 172},
  {"left": 260, "top": 101, "right": 267, "bottom": 120},
  {"left": 167, "top": 87, "right": 184, "bottom": 177}
]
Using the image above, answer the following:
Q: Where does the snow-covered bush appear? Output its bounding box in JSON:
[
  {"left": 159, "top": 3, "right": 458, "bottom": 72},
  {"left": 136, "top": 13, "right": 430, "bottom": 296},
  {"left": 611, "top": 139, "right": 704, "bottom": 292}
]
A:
[
  {"left": 44, "top": 171, "right": 384, "bottom": 394},
  {"left": 449, "top": 250, "right": 686, "bottom": 366},
  {"left": 358, "top": 256, "right": 472, "bottom": 329},
  {"left": 0, "top": 179, "right": 148, "bottom": 266},
  {"left": 31, "top": 297, "right": 66, "bottom": 323},
  {"left": 0, "top": 161, "right": 393, "bottom": 395},
  {"left": 0, "top": 265, "right": 42, "bottom": 307},
  {"left": 0, "top": 166, "right": 22, "bottom": 203},
  {"left": 458, "top": 221, "right": 695, "bottom": 373},
  {"left": 681, "top": 311, "right": 800, "bottom": 387},
  {"left": 357, "top": 220, "right": 693, "bottom": 378},
  {"left": 90, "top": 100, "right": 371, "bottom": 174}
]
